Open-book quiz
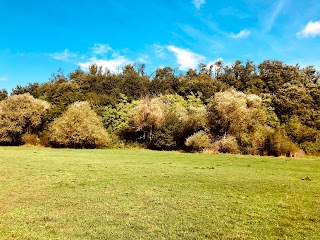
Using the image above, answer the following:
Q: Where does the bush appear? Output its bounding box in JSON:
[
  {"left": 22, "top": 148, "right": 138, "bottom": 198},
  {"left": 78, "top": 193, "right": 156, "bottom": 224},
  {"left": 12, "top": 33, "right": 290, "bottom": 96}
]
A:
[
  {"left": 49, "top": 102, "right": 110, "bottom": 148},
  {"left": 185, "top": 131, "right": 211, "bottom": 151},
  {"left": 21, "top": 133, "right": 41, "bottom": 146},
  {"left": 211, "top": 135, "right": 240, "bottom": 154},
  {"left": 300, "top": 142, "right": 320, "bottom": 156},
  {"left": 0, "top": 94, "right": 50, "bottom": 145},
  {"left": 151, "top": 128, "right": 177, "bottom": 150},
  {"left": 267, "top": 132, "right": 304, "bottom": 157}
]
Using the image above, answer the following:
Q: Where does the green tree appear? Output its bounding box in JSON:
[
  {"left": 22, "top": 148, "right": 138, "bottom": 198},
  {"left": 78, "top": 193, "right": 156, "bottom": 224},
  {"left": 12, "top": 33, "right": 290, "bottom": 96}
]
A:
[
  {"left": 179, "top": 71, "right": 227, "bottom": 101},
  {"left": 149, "top": 67, "right": 180, "bottom": 95},
  {"left": 99, "top": 94, "right": 138, "bottom": 134},
  {"left": 121, "top": 65, "right": 149, "bottom": 101},
  {"left": 0, "top": 89, "right": 8, "bottom": 101},
  {"left": 273, "top": 82, "right": 313, "bottom": 124},
  {"left": 11, "top": 82, "right": 41, "bottom": 97}
]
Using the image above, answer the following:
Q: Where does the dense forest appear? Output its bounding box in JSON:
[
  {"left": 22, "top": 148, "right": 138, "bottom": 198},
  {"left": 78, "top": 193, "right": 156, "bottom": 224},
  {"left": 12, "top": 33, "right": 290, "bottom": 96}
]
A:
[{"left": 0, "top": 60, "right": 319, "bottom": 156}]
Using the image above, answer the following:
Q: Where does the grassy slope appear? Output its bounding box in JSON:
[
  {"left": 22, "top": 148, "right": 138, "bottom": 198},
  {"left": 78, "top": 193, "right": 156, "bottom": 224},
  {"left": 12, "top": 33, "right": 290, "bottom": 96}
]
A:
[{"left": 0, "top": 147, "right": 319, "bottom": 239}]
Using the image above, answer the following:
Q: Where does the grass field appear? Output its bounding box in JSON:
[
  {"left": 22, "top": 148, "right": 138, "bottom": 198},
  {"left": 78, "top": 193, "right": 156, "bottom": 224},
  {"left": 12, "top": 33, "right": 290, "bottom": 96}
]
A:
[{"left": 0, "top": 147, "right": 319, "bottom": 239}]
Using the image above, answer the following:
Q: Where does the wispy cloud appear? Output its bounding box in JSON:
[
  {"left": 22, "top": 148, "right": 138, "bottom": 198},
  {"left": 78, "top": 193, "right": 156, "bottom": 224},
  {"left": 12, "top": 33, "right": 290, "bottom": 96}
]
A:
[
  {"left": 137, "top": 54, "right": 150, "bottom": 63},
  {"left": 192, "top": 0, "right": 206, "bottom": 10},
  {"left": 181, "top": 24, "right": 213, "bottom": 41},
  {"left": 297, "top": 20, "right": 320, "bottom": 38},
  {"left": 167, "top": 46, "right": 205, "bottom": 70},
  {"left": 0, "top": 74, "right": 8, "bottom": 81},
  {"left": 78, "top": 56, "right": 132, "bottom": 73},
  {"left": 50, "top": 44, "right": 132, "bottom": 72},
  {"left": 154, "top": 44, "right": 165, "bottom": 58},
  {"left": 229, "top": 29, "right": 251, "bottom": 39},
  {"left": 265, "top": 0, "right": 287, "bottom": 32},
  {"left": 91, "top": 43, "right": 112, "bottom": 55},
  {"left": 49, "top": 49, "right": 77, "bottom": 62}
]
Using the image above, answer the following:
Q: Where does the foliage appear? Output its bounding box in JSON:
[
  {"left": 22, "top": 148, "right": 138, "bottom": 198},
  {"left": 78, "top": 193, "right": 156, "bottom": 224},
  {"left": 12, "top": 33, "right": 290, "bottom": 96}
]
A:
[
  {"left": 261, "top": 93, "right": 280, "bottom": 129},
  {"left": 21, "top": 133, "right": 41, "bottom": 146},
  {"left": 300, "top": 141, "right": 320, "bottom": 156},
  {"left": 99, "top": 94, "right": 136, "bottom": 134},
  {"left": 185, "top": 130, "right": 211, "bottom": 151},
  {"left": 4, "top": 60, "right": 320, "bottom": 154},
  {"left": 120, "top": 64, "right": 149, "bottom": 101},
  {"left": 179, "top": 72, "right": 228, "bottom": 100},
  {"left": 0, "top": 93, "right": 50, "bottom": 145},
  {"left": 208, "top": 90, "right": 269, "bottom": 154},
  {"left": 211, "top": 135, "right": 240, "bottom": 154},
  {"left": 48, "top": 101, "right": 110, "bottom": 148},
  {"left": 127, "top": 94, "right": 208, "bottom": 150},
  {"left": 149, "top": 67, "right": 179, "bottom": 95},
  {"left": 267, "top": 131, "right": 304, "bottom": 157},
  {"left": 274, "top": 82, "right": 313, "bottom": 124},
  {"left": 0, "top": 89, "right": 8, "bottom": 101},
  {"left": 282, "top": 116, "right": 318, "bottom": 144}
]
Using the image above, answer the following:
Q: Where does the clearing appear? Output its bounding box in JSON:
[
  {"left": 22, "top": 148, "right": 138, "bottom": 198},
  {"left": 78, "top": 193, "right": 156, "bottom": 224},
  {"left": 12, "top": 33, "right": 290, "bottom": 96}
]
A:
[{"left": 0, "top": 147, "right": 319, "bottom": 239}]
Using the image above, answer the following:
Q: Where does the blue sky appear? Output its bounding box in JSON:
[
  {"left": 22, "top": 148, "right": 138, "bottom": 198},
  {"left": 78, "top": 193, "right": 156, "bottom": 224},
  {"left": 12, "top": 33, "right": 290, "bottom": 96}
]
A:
[{"left": 1, "top": 0, "right": 320, "bottom": 91}]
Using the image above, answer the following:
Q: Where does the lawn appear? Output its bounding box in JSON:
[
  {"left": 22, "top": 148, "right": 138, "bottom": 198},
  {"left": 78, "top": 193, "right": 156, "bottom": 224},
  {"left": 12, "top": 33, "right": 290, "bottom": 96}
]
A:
[{"left": 0, "top": 147, "right": 319, "bottom": 239}]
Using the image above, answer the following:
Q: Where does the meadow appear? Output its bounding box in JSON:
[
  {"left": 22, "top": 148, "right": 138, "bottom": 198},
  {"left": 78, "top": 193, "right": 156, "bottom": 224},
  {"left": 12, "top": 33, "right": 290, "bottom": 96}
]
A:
[{"left": 0, "top": 147, "right": 319, "bottom": 239}]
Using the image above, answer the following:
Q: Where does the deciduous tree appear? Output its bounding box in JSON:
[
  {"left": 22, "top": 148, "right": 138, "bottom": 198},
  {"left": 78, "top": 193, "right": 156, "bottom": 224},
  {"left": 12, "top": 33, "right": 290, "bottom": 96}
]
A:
[
  {"left": 49, "top": 101, "right": 110, "bottom": 148},
  {"left": 0, "top": 94, "right": 50, "bottom": 145}
]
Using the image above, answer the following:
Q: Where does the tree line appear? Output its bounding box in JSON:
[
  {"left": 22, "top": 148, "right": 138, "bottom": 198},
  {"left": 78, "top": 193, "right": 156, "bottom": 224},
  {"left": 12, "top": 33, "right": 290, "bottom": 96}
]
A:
[{"left": 0, "top": 59, "right": 319, "bottom": 156}]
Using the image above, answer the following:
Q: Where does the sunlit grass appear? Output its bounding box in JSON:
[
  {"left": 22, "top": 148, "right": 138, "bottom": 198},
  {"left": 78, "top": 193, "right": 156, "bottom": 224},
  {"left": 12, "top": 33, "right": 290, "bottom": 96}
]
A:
[{"left": 0, "top": 147, "right": 319, "bottom": 239}]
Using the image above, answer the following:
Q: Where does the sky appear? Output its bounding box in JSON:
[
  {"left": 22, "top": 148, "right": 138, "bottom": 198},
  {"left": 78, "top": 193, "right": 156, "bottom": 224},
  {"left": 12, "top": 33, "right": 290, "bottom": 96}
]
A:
[{"left": 1, "top": 0, "right": 320, "bottom": 91}]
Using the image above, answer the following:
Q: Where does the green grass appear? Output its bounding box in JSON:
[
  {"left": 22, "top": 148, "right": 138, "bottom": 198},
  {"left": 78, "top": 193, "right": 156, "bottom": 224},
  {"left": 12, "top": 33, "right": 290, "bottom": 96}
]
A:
[{"left": 0, "top": 147, "right": 319, "bottom": 239}]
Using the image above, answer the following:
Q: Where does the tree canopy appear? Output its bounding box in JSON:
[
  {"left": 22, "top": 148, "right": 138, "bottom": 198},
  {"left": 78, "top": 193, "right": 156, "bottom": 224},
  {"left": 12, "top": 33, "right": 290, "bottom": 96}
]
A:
[
  {"left": 1, "top": 60, "right": 320, "bottom": 155},
  {"left": 49, "top": 101, "right": 110, "bottom": 148},
  {"left": 0, "top": 93, "right": 49, "bottom": 145}
]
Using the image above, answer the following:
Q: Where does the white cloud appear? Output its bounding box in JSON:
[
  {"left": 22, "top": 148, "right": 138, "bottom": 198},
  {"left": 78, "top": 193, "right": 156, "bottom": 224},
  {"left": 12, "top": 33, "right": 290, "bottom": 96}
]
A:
[
  {"left": 229, "top": 29, "right": 251, "bottom": 39},
  {"left": 78, "top": 56, "right": 132, "bottom": 73},
  {"left": 91, "top": 43, "right": 112, "bottom": 55},
  {"left": 50, "top": 49, "right": 77, "bottom": 61},
  {"left": 0, "top": 74, "right": 8, "bottom": 81},
  {"left": 49, "top": 44, "right": 133, "bottom": 73},
  {"left": 167, "top": 45, "right": 205, "bottom": 70},
  {"left": 297, "top": 20, "right": 320, "bottom": 38},
  {"left": 192, "top": 0, "right": 206, "bottom": 10}
]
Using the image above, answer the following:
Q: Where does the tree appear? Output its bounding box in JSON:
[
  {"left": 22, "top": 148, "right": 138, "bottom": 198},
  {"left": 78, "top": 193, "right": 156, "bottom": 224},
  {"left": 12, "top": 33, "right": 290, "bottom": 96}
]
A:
[
  {"left": 273, "top": 82, "right": 313, "bottom": 124},
  {"left": 99, "top": 94, "right": 136, "bottom": 134},
  {"left": 179, "top": 71, "right": 227, "bottom": 101},
  {"left": 11, "top": 83, "right": 41, "bottom": 97},
  {"left": 208, "top": 90, "right": 270, "bottom": 154},
  {"left": 120, "top": 65, "right": 149, "bottom": 101},
  {"left": 285, "top": 117, "right": 318, "bottom": 144},
  {"left": 128, "top": 96, "right": 166, "bottom": 143},
  {"left": 0, "top": 89, "right": 8, "bottom": 101},
  {"left": 149, "top": 67, "right": 179, "bottom": 95},
  {"left": 127, "top": 94, "right": 208, "bottom": 150},
  {"left": 49, "top": 101, "right": 110, "bottom": 148},
  {"left": 39, "top": 80, "right": 85, "bottom": 122},
  {"left": 0, "top": 94, "right": 50, "bottom": 145}
]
